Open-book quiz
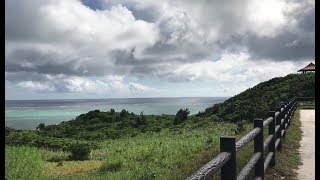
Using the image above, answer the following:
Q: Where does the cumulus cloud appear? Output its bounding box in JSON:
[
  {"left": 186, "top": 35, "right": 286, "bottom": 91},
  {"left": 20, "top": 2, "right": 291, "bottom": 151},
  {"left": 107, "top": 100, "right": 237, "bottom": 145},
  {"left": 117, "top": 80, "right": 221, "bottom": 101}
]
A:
[
  {"left": 5, "top": 0, "right": 314, "bottom": 98},
  {"left": 14, "top": 75, "right": 158, "bottom": 97},
  {"left": 129, "top": 82, "right": 156, "bottom": 93},
  {"left": 167, "top": 52, "right": 302, "bottom": 83},
  {"left": 5, "top": 0, "right": 160, "bottom": 77},
  {"left": 17, "top": 81, "right": 56, "bottom": 92},
  {"left": 6, "top": 0, "right": 159, "bottom": 50}
]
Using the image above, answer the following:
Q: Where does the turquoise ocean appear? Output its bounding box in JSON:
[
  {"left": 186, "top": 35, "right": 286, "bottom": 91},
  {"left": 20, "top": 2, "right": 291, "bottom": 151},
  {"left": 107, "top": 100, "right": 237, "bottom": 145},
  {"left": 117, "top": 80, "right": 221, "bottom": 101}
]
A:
[{"left": 5, "top": 97, "right": 228, "bottom": 130}]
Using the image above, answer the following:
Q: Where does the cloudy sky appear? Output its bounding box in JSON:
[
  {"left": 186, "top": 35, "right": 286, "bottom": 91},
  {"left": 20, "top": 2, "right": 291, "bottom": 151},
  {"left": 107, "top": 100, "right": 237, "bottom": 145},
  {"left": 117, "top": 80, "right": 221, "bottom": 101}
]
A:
[{"left": 5, "top": 0, "right": 314, "bottom": 100}]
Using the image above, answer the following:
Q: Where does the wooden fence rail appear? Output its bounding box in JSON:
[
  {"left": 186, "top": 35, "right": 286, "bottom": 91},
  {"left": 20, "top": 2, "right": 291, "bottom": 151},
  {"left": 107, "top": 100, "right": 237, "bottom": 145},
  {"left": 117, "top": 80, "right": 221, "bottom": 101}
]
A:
[{"left": 187, "top": 96, "right": 314, "bottom": 180}]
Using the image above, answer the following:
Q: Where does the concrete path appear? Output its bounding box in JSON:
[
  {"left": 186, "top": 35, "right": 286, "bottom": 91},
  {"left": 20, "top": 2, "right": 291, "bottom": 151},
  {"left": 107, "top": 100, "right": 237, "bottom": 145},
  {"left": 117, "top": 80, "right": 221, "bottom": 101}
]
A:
[{"left": 297, "top": 110, "right": 315, "bottom": 180}]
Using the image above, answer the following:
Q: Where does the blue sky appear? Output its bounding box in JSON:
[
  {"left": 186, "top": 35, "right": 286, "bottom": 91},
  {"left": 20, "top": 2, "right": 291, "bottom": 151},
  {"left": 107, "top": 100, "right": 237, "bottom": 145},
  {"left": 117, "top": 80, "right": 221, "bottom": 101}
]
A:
[
  {"left": 5, "top": 0, "right": 314, "bottom": 100},
  {"left": 80, "top": 0, "right": 104, "bottom": 10}
]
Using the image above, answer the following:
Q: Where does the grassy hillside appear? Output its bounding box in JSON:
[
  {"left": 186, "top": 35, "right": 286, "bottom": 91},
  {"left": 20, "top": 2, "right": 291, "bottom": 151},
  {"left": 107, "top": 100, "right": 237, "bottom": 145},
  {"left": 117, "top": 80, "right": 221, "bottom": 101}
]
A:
[
  {"left": 6, "top": 121, "right": 241, "bottom": 179},
  {"left": 196, "top": 73, "right": 314, "bottom": 122}
]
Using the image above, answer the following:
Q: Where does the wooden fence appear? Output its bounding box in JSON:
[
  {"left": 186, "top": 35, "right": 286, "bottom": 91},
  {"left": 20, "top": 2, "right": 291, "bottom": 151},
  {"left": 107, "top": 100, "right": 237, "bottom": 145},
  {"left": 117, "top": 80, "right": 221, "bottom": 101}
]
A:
[{"left": 187, "top": 96, "right": 314, "bottom": 180}]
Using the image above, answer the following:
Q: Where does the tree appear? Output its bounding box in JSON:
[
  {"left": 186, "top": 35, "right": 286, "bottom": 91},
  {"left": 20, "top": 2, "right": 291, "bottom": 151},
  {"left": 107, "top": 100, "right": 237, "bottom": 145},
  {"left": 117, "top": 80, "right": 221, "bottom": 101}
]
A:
[
  {"left": 110, "top": 108, "right": 116, "bottom": 115},
  {"left": 36, "top": 123, "right": 45, "bottom": 131},
  {"left": 174, "top": 108, "right": 190, "bottom": 125},
  {"left": 120, "top": 109, "right": 128, "bottom": 118},
  {"left": 68, "top": 142, "right": 91, "bottom": 160},
  {"left": 133, "top": 112, "right": 147, "bottom": 127}
]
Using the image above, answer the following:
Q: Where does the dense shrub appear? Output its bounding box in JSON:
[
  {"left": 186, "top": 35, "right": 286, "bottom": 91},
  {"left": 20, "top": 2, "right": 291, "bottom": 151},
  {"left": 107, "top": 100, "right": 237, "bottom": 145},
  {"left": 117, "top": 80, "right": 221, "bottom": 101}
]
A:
[
  {"left": 174, "top": 108, "right": 190, "bottom": 125},
  {"left": 110, "top": 108, "right": 116, "bottom": 115},
  {"left": 132, "top": 112, "right": 148, "bottom": 127},
  {"left": 5, "top": 130, "right": 99, "bottom": 153},
  {"left": 68, "top": 142, "right": 91, "bottom": 160},
  {"left": 120, "top": 109, "right": 129, "bottom": 118},
  {"left": 36, "top": 123, "right": 45, "bottom": 131},
  {"left": 30, "top": 108, "right": 175, "bottom": 140},
  {"left": 5, "top": 127, "right": 15, "bottom": 136},
  {"left": 5, "top": 131, "right": 40, "bottom": 146}
]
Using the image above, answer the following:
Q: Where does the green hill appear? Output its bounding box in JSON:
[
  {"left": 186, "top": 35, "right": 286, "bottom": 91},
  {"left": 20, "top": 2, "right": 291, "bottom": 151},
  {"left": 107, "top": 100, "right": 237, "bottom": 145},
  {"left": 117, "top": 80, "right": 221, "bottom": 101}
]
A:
[{"left": 196, "top": 73, "right": 315, "bottom": 122}]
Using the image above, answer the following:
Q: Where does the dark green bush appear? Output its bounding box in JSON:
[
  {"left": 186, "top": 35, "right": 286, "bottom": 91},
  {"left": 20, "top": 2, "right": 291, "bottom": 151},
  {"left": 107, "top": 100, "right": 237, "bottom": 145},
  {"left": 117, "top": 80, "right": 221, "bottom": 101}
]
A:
[
  {"left": 174, "top": 108, "right": 190, "bottom": 125},
  {"left": 5, "top": 127, "right": 15, "bottom": 136},
  {"left": 110, "top": 108, "right": 115, "bottom": 115},
  {"left": 36, "top": 123, "right": 45, "bottom": 131},
  {"left": 5, "top": 130, "right": 100, "bottom": 153},
  {"left": 68, "top": 142, "right": 91, "bottom": 161},
  {"left": 120, "top": 109, "right": 128, "bottom": 118},
  {"left": 5, "top": 131, "right": 39, "bottom": 146},
  {"left": 132, "top": 112, "right": 148, "bottom": 127}
]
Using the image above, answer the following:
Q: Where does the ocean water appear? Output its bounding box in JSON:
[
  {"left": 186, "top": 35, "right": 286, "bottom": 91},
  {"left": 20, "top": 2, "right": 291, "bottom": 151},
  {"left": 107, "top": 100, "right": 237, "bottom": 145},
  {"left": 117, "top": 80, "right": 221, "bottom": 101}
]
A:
[{"left": 5, "top": 97, "right": 228, "bottom": 130}]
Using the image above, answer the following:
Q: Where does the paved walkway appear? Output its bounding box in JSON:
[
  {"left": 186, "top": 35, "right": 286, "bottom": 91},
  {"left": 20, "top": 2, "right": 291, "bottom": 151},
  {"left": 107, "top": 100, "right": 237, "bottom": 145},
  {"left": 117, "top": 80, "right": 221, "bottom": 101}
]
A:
[{"left": 297, "top": 110, "right": 315, "bottom": 180}]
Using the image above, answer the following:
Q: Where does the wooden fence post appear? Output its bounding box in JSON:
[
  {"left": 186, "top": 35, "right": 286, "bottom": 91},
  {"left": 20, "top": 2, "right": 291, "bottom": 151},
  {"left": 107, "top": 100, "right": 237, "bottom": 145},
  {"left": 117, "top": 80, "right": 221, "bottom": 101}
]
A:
[
  {"left": 281, "top": 104, "right": 286, "bottom": 138},
  {"left": 268, "top": 111, "right": 276, "bottom": 167},
  {"left": 288, "top": 101, "right": 293, "bottom": 126},
  {"left": 290, "top": 99, "right": 297, "bottom": 124},
  {"left": 220, "top": 136, "right": 236, "bottom": 180},
  {"left": 275, "top": 107, "right": 282, "bottom": 151},
  {"left": 254, "top": 118, "right": 264, "bottom": 179}
]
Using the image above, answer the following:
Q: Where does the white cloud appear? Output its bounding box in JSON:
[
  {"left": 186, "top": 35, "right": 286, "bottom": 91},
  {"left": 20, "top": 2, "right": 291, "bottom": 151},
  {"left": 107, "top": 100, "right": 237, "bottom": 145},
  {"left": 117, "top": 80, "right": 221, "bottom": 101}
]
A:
[
  {"left": 5, "top": 0, "right": 314, "bottom": 98},
  {"left": 64, "top": 76, "right": 158, "bottom": 95},
  {"left": 64, "top": 77, "right": 108, "bottom": 93},
  {"left": 17, "top": 81, "right": 56, "bottom": 92},
  {"left": 129, "top": 82, "right": 156, "bottom": 92},
  {"left": 6, "top": 0, "right": 159, "bottom": 54},
  {"left": 169, "top": 52, "right": 303, "bottom": 83},
  {"left": 16, "top": 75, "right": 159, "bottom": 97},
  {"left": 247, "top": 0, "right": 287, "bottom": 37}
]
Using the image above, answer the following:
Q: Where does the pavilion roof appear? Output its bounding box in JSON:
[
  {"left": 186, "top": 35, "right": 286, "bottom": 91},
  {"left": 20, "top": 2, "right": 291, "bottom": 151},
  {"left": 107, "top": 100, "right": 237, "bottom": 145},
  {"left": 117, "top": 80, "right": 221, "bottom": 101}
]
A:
[{"left": 298, "top": 62, "right": 315, "bottom": 71}]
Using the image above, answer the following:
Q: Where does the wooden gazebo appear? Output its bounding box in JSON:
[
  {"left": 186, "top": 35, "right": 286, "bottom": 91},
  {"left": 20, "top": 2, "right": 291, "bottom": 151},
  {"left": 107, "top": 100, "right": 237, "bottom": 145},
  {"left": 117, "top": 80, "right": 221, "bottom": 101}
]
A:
[{"left": 298, "top": 62, "right": 315, "bottom": 73}]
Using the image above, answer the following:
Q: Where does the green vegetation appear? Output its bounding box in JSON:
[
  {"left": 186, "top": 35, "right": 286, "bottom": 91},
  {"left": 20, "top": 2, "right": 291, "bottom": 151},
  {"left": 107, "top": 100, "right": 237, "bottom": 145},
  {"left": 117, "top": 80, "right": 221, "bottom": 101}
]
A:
[
  {"left": 68, "top": 142, "right": 92, "bottom": 160},
  {"left": 5, "top": 130, "right": 99, "bottom": 151},
  {"left": 197, "top": 73, "right": 314, "bottom": 122},
  {"left": 37, "top": 110, "right": 175, "bottom": 140},
  {"left": 174, "top": 108, "right": 190, "bottom": 124},
  {"left": 5, "top": 73, "right": 314, "bottom": 179},
  {"left": 5, "top": 121, "right": 241, "bottom": 179},
  {"left": 36, "top": 123, "right": 46, "bottom": 131},
  {"left": 5, "top": 146, "right": 46, "bottom": 179}
]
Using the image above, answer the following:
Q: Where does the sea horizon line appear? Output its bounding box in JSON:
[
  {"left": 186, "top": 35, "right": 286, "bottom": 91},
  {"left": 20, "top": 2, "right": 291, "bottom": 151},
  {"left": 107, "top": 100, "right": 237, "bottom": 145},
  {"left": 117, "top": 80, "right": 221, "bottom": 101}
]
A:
[{"left": 5, "top": 96, "right": 231, "bottom": 101}]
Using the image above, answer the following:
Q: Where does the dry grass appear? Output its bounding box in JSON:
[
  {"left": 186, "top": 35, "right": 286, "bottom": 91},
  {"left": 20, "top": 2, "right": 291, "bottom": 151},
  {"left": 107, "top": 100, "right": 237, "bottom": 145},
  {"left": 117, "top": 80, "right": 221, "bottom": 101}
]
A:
[{"left": 45, "top": 160, "right": 103, "bottom": 177}]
